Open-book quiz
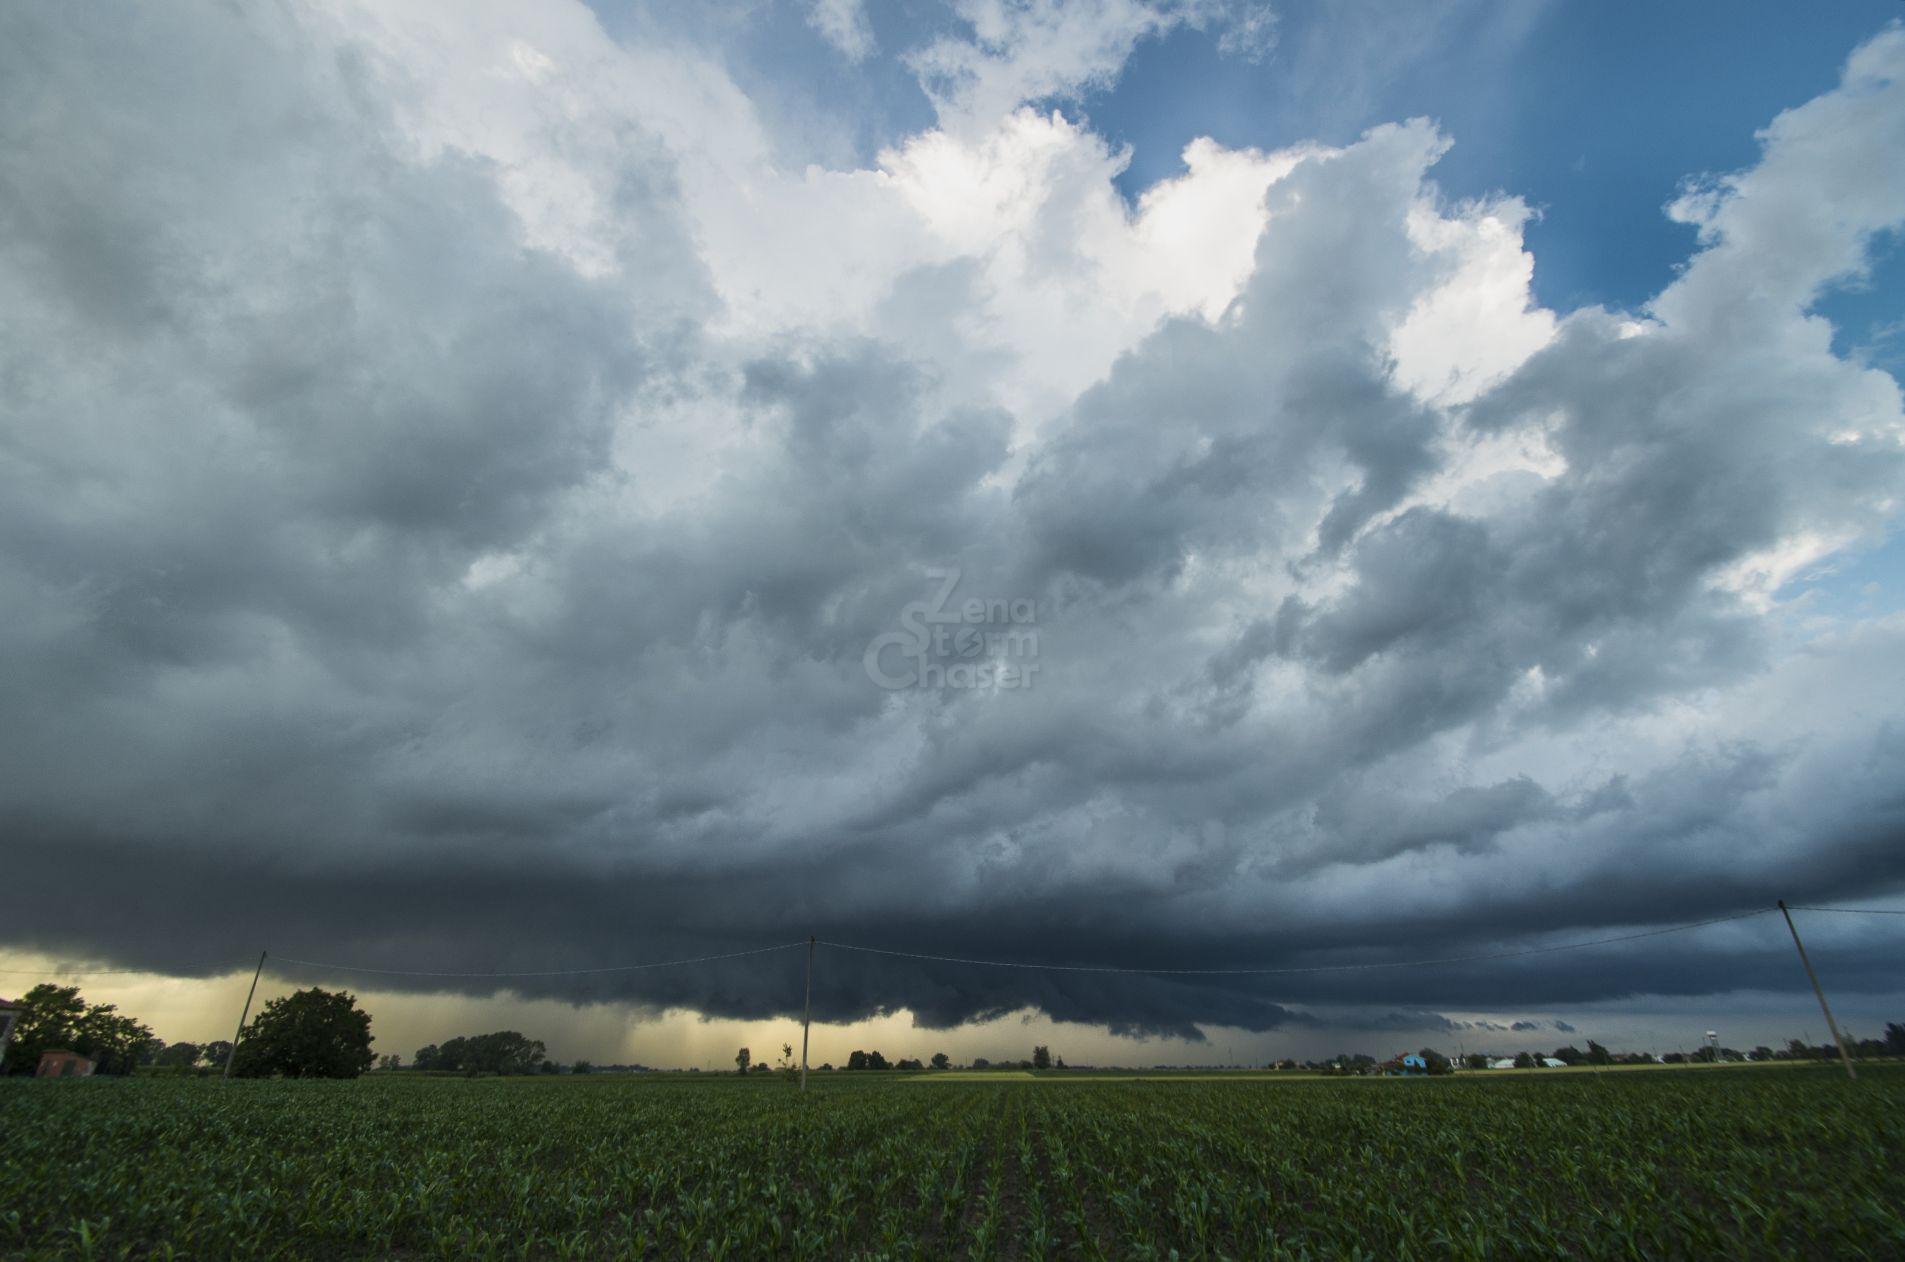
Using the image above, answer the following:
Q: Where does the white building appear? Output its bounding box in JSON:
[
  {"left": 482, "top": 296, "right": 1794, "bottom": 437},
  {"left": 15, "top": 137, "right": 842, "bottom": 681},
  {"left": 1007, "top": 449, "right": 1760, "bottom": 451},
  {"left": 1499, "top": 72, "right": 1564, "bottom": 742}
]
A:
[{"left": 0, "top": 997, "right": 18, "bottom": 1067}]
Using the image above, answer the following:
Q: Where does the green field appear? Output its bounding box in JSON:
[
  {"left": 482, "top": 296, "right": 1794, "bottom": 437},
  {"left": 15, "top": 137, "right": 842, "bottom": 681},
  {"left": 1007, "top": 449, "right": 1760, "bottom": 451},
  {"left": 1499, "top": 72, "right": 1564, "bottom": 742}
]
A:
[{"left": 5, "top": 1065, "right": 1902, "bottom": 1259}]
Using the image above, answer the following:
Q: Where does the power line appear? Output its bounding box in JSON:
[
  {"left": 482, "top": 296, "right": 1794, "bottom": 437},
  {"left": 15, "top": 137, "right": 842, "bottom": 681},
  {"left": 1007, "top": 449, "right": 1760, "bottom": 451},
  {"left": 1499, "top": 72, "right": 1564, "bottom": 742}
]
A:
[
  {"left": 268, "top": 941, "right": 808, "bottom": 979},
  {"left": 819, "top": 908, "right": 1775, "bottom": 977},
  {"left": 1781, "top": 905, "right": 1905, "bottom": 915}
]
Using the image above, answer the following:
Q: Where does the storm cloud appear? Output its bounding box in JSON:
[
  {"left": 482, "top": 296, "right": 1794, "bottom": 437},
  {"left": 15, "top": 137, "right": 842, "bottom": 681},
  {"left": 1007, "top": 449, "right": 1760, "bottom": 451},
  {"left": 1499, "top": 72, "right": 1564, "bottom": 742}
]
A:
[{"left": 3, "top": 2, "right": 1904, "bottom": 1042}]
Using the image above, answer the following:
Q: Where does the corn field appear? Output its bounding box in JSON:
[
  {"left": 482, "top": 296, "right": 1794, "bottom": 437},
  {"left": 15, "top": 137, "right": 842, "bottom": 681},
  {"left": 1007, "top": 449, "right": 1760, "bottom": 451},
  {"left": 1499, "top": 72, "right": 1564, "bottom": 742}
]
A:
[{"left": 4, "top": 1065, "right": 1901, "bottom": 1259}]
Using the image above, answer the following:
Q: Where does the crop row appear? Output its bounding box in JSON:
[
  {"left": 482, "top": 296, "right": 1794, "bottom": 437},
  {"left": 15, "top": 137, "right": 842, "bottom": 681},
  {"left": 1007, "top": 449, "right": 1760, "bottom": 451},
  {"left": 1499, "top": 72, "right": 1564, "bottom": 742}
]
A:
[{"left": 3, "top": 1065, "right": 1901, "bottom": 1259}]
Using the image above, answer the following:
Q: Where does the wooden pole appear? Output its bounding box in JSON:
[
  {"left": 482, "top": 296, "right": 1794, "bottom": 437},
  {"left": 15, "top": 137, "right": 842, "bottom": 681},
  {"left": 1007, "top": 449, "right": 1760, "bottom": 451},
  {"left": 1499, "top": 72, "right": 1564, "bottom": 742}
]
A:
[
  {"left": 800, "top": 936, "right": 814, "bottom": 1092},
  {"left": 223, "top": 950, "right": 267, "bottom": 1080},
  {"left": 1777, "top": 901, "right": 1856, "bottom": 1081}
]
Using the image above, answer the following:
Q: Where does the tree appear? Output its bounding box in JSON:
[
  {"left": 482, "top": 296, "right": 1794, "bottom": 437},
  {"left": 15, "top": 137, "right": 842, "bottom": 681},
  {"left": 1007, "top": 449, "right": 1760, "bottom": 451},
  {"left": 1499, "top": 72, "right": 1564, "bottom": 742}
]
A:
[
  {"left": 1513, "top": 1052, "right": 1536, "bottom": 1069},
  {"left": 867, "top": 1050, "right": 890, "bottom": 1071},
  {"left": 1418, "top": 1047, "right": 1452, "bottom": 1075},
  {"left": 157, "top": 1041, "right": 203, "bottom": 1068},
  {"left": 202, "top": 1040, "right": 235, "bottom": 1071},
  {"left": 735, "top": 1047, "right": 751, "bottom": 1075},
  {"left": 413, "top": 1043, "right": 442, "bottom": 1071},
  {"left": 377, "top": 1053, "right": 403, "bottom": 1071},
  {"left": 971, "top": 1057, "right": 990, "bottom": 1070},
  {"left": 571, "top": 1060, "right": 593, "bottom": 1075},
  {"left": 1884, "top": 1023, "right": 1905, "bottom": 1057},
  {"left": 1585, "top": 1040, "right": 1613, "bottom": 1066},
  {"left": 1032, "top": 1045, "right": 1052, "bottom": 1070},
  {"left": 3, "top": 984, "right": 154, "bottom": 1076},
  {"left": 847, "top": 1050, "right": 868, "bottom": 1071},
  {"left": 431, "top": 1032, "right": 546, "bottom": 1075},
  {"left": 1552, "top": 1045, "right": 1584, "bottom": 1066},
  {"left": 1463, "top": 1053, "right": 1489, "bottom": 1070},
  {"left": 6, "top": 984, "right": 90, "bottom": 1074},
  {"left": 895, "top": 1057, "right": 924, "bottom": 1071},
  {"left": 230, "top": 987, "right": 374, "bottom": 1079},
  {"left": 931, "top": 1052, "right": 951, "bottom": 1070}
]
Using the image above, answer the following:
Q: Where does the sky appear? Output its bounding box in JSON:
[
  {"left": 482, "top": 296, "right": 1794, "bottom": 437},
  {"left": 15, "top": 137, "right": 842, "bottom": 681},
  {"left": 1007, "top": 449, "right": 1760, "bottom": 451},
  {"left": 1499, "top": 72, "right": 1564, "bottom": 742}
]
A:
[{"left": 2, "top": 0, "right": 1904, "bottom": 1069}]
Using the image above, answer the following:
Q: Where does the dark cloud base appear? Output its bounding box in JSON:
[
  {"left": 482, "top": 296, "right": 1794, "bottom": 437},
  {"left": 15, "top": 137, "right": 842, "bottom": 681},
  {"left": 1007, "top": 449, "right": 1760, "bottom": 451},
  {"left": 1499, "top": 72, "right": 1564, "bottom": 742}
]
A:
[{"left": 10, "top": 826, "right": 1902, "bottom": 1040}]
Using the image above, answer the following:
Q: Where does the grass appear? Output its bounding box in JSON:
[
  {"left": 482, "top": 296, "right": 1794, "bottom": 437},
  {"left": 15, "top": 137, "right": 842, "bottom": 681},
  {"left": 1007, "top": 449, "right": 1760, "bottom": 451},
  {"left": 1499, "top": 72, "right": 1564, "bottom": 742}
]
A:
[{"left": 4, "top": 1063, "right": 1901, "bottom": 1259}]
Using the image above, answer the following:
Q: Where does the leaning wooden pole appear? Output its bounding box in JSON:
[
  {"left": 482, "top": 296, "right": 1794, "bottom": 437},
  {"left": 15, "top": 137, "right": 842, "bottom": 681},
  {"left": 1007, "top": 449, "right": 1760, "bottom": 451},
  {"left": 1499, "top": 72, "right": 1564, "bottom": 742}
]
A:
[
  {"left": 800, "top": 936, "right": 814, "bottom": 1092},
  {"left": 1777, "top": 901, "right": 1856, "bottom": 1081},
  {"left": 223, "top": 950, "right": 267, "bottom": 1080}
]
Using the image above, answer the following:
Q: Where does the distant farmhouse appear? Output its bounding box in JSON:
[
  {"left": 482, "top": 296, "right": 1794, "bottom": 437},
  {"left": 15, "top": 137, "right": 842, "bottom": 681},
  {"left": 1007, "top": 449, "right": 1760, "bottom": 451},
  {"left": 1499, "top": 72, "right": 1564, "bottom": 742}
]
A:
[{"left": 37, "top": 1050, "right": 96, "bottom": 1078}]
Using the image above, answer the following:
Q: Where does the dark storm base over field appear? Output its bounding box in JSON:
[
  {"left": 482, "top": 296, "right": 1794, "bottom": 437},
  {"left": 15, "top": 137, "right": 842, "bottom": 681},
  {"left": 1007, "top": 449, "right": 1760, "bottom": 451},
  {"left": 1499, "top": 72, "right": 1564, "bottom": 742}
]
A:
[{"left": 5, "top": 1065, "right": 1901, "bottom": 1259}]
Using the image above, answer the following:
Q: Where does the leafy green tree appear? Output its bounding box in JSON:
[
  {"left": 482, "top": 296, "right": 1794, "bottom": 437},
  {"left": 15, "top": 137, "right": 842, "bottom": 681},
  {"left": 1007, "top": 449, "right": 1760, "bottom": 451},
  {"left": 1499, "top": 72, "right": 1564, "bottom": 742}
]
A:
[
  {"left": 157, "top": 1041, "right": 202, "bottom": 1067},
  {"left": 1884, "top": 1023, "right": 1905, "bottom": 1056},
  {"left": 231, "top": 987, "right": 374, "bottom": 1079},
  {"left": 1418, "top": 1048, "right": 1452, "bottom": 1075},
  {"left": 1585, "top": 1040, "right": 1613, "bottom": 1065},
  {"left": 4, "top": 984, "right": 86, "bottom": 1074},
  {"left": 76, "top": 1006, "right": 153, "bottom": 1075},
  {"left": 734, "top": 1047, "right": 751, "bottom": 1075},
  {"left": 202, "top": 1040, "right": 235, "bottom": 1070},
  {"left": 3, "top": 984, "right": 154, "bottom": 1076},
  {"left": 571, "top": 1060, "right": 593, "bottom": 1075},
  {"left": 1032, "top": 1045, "right": 1052, "bottom": 1070},
  {"left": 847, "top": 1049, "right": 868, "bottom": 1071},
  {"left": 931, "top": 1052, "right": 951, "bottom": 1070},
  {"left": 430, "top": 1032, "right": 545, "bottom": 1075},
  {"left": 1513, "top": 1051, "right": 1536, "bottom": 1069}
]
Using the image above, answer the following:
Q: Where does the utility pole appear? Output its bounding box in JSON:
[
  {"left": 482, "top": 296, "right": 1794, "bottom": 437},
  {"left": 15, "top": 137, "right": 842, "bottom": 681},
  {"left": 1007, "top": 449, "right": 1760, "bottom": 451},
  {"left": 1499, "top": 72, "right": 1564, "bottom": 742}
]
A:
[
  {"left": 224, "top": 950, "right": 267, "bottom": 1080},
  {"left": 1778, "top": 901, "right": 1856, "bottom": 1081},
  {"left": 800, "top": 936, "right": 814, "bottom": 1092}
]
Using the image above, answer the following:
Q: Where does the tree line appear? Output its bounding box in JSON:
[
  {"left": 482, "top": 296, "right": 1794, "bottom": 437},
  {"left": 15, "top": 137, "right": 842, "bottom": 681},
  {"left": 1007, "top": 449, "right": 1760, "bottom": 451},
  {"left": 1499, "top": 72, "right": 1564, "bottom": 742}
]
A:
[{"left": 10, "top": 981, "right": 1905, "bottom": 1078}]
